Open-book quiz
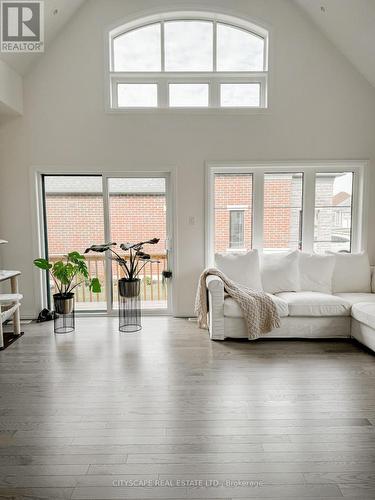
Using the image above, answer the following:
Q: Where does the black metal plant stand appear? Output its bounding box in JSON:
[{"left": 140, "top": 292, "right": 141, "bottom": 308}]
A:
[
  {"left": 118, "top": 279, "right": 142, "bottom": 333},
  {"left": 53, "top": 293, "right": 75, "bottom": 334},
  {"left": 54, "top": 310, "right": 75, "bottom": 334}
]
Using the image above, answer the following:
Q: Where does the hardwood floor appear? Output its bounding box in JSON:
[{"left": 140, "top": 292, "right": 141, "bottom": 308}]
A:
[{"left": 0, "top": 316, "right": 374, "bottom": 499}]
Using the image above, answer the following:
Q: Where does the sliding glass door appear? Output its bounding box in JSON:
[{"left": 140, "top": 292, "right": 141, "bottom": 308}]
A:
[
  {"left": 43, "top": 175, "right": 107, "bottom": 311},
  {"left": 42, "top": 173, "right": 172, "bottom": 313},
  {"left": 107, "top": 177, "right": 169, "bottom": 311}
]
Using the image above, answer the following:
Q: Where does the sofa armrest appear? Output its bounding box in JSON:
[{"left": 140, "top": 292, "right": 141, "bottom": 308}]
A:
[
  {"left": 206, "top": 275, "right": 224, "bottom": 291},
  {"left": 205, "top": 275, "right": 225, "bottom": 340}
]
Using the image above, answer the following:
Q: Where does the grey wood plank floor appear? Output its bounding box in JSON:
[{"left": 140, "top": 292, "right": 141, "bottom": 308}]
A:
[{"left": 0, "top": 316, "right": 374, "bottom": 499}]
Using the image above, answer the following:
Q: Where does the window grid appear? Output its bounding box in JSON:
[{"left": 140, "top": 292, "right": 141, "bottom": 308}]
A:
[
  {"left": 160, "top": 21, "right": 165, "bottom": 72},
  {"left": 212, "top": 20, "right": 217, "bottom": 72},
  {"left": 229, "top": 210, "right": 245, "bottom": 249},
  {"left": 109, "top": 16, "right": 268, "bottom": 110}
]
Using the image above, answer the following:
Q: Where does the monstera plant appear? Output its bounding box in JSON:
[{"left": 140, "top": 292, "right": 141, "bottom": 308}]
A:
[
  {"left": 34, "top": 251, "right": 101, "bottom": 314},
  {"left": 85, "top": 239, "right": 160, "bottom": 298}
]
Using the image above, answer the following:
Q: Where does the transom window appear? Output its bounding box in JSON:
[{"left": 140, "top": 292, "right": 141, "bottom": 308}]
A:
[{"left": 109, "top": 13, "right": 268, "bottom": 110}]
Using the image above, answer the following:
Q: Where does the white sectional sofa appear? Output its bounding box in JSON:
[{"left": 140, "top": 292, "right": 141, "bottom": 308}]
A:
[{"left": 206, "top": 250, "right": 375, "bottom": 352}]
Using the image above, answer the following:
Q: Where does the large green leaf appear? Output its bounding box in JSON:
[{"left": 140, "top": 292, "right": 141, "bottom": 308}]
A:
[
  {"left": 68, "top": 251, "right": 85, "bottom": 263},
  {"left": 89, "top": 277, "right": 101, "bottom": 293},
  {"left": 33, "top": 258, "right": 52, "bottom": 270},
  {"left": 76, "top": 259, "right": 89, "bottom": 279},
  {"left": 35, "top": 250, "right": 101, "bottom": 294},
  {"left": 52, "top": 261, "right": 71, "bottom": 285}
]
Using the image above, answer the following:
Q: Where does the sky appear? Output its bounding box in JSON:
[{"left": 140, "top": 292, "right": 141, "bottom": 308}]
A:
[
  {"left": 333, "top": 173, "right": 352, "bottom": 196},
  {"left": 114, "top": 21, "right": 264, "bottom": 72}
]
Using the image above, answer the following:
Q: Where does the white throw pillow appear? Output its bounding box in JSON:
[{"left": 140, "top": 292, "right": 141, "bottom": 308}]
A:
[
  {"left": 327, "top": 252, "right": 371, "bottom": 293},
  {"left": 299, "top": 252, "right": 335, "bottom": 294},
  {"left": 260, "top": 251, "right": 300, "bottom": 294},
  {"left": 215, "top": 250, "right": 263, "bottom": 290}
]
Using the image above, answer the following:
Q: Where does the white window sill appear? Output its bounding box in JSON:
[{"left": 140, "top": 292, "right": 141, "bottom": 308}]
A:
[{"left": 105, "top": 106, "right": 270, "bottom": 115}]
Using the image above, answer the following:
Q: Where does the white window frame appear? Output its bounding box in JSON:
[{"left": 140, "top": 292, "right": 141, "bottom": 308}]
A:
[
  {"left": 107, "top": 11, "right": 269, "bottom": 111},
  {"left": 228, "top": 207, "right": 246, "bottom": 251},
  {"left": 206, "top": 161, "right": 368, "bottom": 265}
]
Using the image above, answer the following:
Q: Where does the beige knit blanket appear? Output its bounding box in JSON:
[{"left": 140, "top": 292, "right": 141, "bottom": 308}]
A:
[{"left": 195, "top": 268, "right": 280, "bottom": 340}]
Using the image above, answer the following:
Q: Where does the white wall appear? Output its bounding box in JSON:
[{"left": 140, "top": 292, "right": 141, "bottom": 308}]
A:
[
  {"left": 0, "top": 0, "right": 375, "bottom": 317},
  {"left": 0, "top": 60, "right": 23, "bottom": 115}
]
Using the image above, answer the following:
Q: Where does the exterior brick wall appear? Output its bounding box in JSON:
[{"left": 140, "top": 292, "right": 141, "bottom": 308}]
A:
[
  {"left": 214, "top": 174, "right": 303, "bottom": 252},
  {"left": 214, "top": 174, "right": 253, "bottom": 252},
  {"left": 45, "top": 175, "right": 344, "bottom": 263},
  {"left": 109, "top": 195, "right": 166, "bottom": 254},
  {"left": 45, "top": 194, "right": 166, "bottom": 256},
  {"left": 45, "top": 195, "right": 105, "bottom": 255},
  {"left": 264, "top": 176, "right": 293, "bottom": 249}
]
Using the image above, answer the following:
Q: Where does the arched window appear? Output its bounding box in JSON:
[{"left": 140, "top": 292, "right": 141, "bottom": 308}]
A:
[{"left": 109, "top": 12, "right": 268, "bottom": 110}]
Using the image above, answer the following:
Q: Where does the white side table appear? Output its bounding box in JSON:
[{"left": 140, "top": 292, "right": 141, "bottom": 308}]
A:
[{"left": 0, "top": 271, "right": 22, "bottom": 349}]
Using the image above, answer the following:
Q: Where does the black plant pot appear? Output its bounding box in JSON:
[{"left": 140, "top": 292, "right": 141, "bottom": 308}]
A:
[
  {"left": 118, "top": 278, "right": 141, "bottom": 298},
  {"left": 53, "top": 293, "right": 75, "bottom": 334},
  {"left": 53, "top": 293, "right": 75, "bottom": 314}
]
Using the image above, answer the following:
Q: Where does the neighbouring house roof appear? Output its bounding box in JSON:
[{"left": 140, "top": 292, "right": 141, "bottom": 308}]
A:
[
  {"left": 44, "top": 176, "right": 165, "bottom": 195},
  {"left": 333, "top": 191, "right": 351, "bottom": 206}
]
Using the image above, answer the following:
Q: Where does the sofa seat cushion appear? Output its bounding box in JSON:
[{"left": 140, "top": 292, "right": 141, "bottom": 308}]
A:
[
  {"left": 351, "top": 303, "right": 375, "bottom": 330},
  {"left": 224, "top": 293, "right": 289, "bottom": 318},
  {"left": 334, "top": 293, "right": 375, "bottom": 305},
  {"left": 276, "top": 292, "right": 351, "bottom": 317}
]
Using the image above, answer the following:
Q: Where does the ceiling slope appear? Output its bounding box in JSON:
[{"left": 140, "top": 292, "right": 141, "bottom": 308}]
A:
[{"left": 294, "top": 0, "right": 375, "bottom": 88}]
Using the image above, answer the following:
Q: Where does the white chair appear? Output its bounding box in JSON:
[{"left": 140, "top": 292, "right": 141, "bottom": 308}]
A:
[{"left": 0, "top": 293, "right": 23, "bottom": 349}]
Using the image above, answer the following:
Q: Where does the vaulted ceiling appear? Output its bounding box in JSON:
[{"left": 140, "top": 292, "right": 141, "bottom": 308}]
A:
[
  {"left": 294, "top": 0, "right": 375, "bottom": 88},
  {"left": 1, "top": 0, "right": 374, "bottom": 89}
]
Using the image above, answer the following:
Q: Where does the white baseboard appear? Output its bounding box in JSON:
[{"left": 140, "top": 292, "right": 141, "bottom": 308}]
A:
[{"left": 20, "top": 310, "right": 37, "bottom": 320}]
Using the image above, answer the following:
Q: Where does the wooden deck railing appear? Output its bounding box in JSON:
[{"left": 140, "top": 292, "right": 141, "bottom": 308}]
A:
[{"left": 49, "top": 253, "right": 167, "bottom": 303}]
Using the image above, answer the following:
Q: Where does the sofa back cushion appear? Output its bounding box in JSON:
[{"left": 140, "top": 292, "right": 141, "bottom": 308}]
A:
[
  {"left": 215, "top": 250, "right": 263, "bottom": 290},
  {"left": 260, "top": 251, "right": 300, "bottom": 294},
  {"left": 299, "top": 252, "right": 335, "bottom": 294},
  {"left": 327, "top": 252, "right": 371, "bottom": 293}
]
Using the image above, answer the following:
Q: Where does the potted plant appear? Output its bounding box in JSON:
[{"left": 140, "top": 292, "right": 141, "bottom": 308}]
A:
[
  {"left": 34, "top": 251, "right": 101, "bottom": 314},
  {"left": 85, "top": 239, "right": 160, "bottom": 298}
]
